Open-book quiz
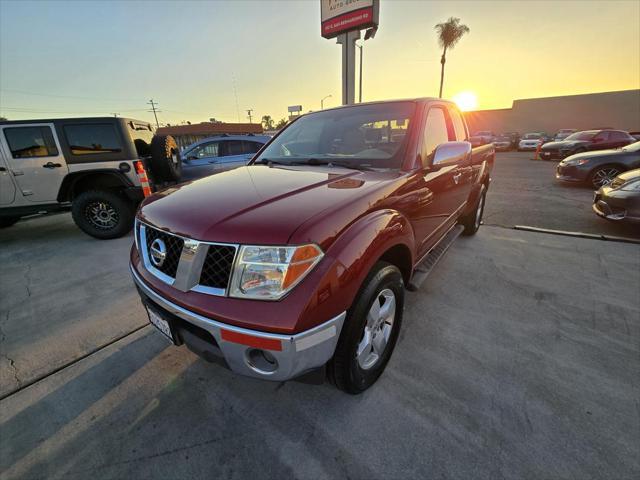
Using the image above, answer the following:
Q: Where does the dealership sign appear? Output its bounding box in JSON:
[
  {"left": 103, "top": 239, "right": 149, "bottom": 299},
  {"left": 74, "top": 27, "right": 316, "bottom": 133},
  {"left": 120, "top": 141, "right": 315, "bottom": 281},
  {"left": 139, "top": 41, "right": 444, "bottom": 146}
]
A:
[{"left": 320, "top": 0, "right": 379, "bottom": 39}]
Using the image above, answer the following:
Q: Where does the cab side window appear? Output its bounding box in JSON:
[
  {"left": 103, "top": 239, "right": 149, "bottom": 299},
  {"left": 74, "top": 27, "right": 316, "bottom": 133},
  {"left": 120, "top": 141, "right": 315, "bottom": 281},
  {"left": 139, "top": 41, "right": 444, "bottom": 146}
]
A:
[
  {"left": 243, "top": 141, "right": 261, "bottom": 154},
  {"left": 594, "top": 131, "right": 610, "bottom": 142},
  {"left": 422, "top": 107, "right": 450, "bottom": 167},
  {"left": 222, "top": 140, "right": 244, "bottom": 156},
  {"left": 192, "top": 142, "right": 219, "bottom": 158},
  {"left": 449, "top": 107, "right": 468, "bottom": 141},
  {"left": 4, "top": 126, "right": 59, "bottom": 158}
]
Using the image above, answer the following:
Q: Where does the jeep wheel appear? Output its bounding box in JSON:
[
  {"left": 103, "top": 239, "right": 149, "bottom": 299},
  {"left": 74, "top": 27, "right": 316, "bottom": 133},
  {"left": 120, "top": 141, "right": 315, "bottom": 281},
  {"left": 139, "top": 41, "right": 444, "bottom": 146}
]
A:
[
  {"left": 328, "top": 261, "right": 404, "bottom": 394},
  {"left": 460, "top": 184, "right": 487, "bottom": 236},
  {"left": 0, "top": 216, "right": 20, "bottom": 228},
  {"left": 71, "top": 190, "right": 134, "bottom": 239},
  {"left": 150, "top": 135, "right": 182, "bottom": 182}
]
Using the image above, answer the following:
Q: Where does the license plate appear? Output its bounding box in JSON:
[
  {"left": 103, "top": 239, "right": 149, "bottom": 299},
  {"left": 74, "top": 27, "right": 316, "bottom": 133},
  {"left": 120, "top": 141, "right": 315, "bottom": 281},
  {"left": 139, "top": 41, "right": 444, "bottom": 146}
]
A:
[{"left": 146, "top": 306, "right": 175, "bottom": 344}]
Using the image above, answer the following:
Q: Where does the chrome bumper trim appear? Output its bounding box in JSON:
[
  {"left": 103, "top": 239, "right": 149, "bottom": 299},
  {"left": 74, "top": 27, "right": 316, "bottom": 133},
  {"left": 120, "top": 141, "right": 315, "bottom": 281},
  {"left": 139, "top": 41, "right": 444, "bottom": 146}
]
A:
[{"left": 131, "top": 265, "right": 346, "bottom": 381}]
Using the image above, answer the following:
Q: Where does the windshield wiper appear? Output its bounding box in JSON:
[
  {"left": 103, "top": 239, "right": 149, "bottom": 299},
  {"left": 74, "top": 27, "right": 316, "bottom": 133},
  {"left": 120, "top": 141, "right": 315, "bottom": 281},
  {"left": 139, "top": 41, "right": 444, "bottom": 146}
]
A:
[{"left": 292, "top": 158, "right": 375, "bottom": 171}]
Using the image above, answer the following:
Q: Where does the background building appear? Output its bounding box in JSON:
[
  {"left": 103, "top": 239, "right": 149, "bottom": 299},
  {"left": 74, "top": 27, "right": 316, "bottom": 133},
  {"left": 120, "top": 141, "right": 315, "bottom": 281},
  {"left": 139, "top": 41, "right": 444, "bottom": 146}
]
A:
[
  {"left": 157, "top": 122, "right": 263, "bottom": 149},
  {"left": 464, "top": 89, "right": 640, "bottom": 135}
]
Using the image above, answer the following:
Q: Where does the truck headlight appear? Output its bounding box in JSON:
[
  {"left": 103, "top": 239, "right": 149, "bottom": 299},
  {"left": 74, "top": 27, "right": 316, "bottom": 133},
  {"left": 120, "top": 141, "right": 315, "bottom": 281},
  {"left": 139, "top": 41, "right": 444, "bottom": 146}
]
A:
[{"left": 229, "top": 244, "right": 324, "bottom": 300}]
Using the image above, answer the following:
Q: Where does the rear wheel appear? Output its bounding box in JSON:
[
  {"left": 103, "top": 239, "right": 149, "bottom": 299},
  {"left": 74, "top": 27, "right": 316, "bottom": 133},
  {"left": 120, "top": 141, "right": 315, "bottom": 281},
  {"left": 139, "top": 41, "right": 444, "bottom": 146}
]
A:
[
  {"left": 590, "top": 166, "right": 622, "bottom": 189},
  {"left": 328, "top": 262, "right": 404, "bottom": 394},
  {"left": 460, "top": 185, "right": 487, "bottom": 236},
  {"left": 71, "top": 190, "right": 135, "bottom": 239},
  {"left": 0, "top": 216, "right": 20, "bottom": 228}
]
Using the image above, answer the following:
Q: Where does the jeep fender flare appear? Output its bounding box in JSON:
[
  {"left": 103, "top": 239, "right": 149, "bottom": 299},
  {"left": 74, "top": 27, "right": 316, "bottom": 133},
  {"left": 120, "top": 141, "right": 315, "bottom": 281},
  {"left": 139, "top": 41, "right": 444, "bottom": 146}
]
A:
[
  {"left": 57, "top": 169, "right": 134, "bottom": 202},
  {"left": 294, "top": 210, "right": 415, "bottom": 332}
]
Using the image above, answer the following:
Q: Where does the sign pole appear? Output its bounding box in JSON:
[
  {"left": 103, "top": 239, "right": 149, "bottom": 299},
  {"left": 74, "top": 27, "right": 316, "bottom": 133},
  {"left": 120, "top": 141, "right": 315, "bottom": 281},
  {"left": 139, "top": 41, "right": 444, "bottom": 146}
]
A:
[{"left": 336, "top": 30, "right": 360, "bottom": 106}]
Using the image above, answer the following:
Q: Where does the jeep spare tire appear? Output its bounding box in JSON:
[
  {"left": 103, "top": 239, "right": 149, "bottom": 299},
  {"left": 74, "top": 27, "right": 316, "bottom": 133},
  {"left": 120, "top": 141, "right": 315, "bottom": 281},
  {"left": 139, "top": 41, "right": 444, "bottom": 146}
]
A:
[{"left": 150, "top": 135, "right": 182, "bottom": 182}]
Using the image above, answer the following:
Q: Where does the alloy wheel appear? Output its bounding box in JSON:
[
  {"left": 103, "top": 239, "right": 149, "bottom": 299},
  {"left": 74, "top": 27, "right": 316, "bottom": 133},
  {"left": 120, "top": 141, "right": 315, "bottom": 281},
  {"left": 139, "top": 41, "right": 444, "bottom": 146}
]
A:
[
  {"left": 85, "top": 201, "right": 119, "bottom": 230},
  {"left": 356, "top": 288, "right": 396, "bottom": 370},
  {"left": 592, "top": 168, "right": 620, "bottom": 188}
]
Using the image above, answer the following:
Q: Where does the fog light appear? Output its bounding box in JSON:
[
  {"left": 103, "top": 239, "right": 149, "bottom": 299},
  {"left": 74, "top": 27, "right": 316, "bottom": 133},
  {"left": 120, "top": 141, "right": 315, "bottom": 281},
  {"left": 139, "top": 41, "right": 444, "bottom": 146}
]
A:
[{"left": 245, "top": 348, "right": 279, "bottom": 374}]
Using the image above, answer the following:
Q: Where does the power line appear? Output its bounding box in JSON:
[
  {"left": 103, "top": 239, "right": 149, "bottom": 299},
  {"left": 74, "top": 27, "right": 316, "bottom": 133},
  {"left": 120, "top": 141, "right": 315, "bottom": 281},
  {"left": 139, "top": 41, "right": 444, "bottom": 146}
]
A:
[
  {"left": 147, "top": 99, "right": 161, "bottom": 128},
  {"left": 0, "top": 88, "right": 144, "bottom": 102}
]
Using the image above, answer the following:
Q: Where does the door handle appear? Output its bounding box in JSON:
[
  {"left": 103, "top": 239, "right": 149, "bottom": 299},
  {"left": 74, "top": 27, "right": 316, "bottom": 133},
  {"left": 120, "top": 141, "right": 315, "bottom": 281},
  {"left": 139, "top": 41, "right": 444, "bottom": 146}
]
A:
[
  {"left": 0, "top": 167, "right": 6, "bottom": 172},
  {"left": 453, "top": 172, "right": 462, "bottom": 184},
  {"left": 43, "top": 162, "right": 62, "bottom": 169}
]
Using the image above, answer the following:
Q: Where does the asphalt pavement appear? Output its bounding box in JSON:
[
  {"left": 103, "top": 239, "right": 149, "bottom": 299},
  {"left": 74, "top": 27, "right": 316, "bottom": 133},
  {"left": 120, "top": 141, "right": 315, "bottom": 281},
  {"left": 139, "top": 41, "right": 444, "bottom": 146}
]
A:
[
  {"left": 1, "top": 155, "right": 639, "bottom": 479},
  {"left": 484, "top": 151, "right": 640, "bottom": 240}
]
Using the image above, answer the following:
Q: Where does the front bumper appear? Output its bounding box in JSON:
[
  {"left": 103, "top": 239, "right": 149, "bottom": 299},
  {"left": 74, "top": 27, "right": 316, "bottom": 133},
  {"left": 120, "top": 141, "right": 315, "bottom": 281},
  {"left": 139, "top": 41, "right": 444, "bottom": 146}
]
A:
[
  {"left": 592, "top": 190, "right": 640, "bottom": 223},
  {"left": 556, "top": 164, "right": 588, "bottom": 183},
  {"left": 131, "top": 265, "right": 346, "bottom": 382},
  {"left": 539, "top": 150, "right": 562, "bottom": 160}
]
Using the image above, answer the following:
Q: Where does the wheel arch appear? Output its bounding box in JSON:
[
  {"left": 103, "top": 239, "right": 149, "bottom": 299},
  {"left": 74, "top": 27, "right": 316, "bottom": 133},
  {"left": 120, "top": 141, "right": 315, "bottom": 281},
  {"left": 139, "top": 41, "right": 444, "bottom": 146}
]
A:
[{"left": 58, "top": 170, "right": 133, "bottom": 202}]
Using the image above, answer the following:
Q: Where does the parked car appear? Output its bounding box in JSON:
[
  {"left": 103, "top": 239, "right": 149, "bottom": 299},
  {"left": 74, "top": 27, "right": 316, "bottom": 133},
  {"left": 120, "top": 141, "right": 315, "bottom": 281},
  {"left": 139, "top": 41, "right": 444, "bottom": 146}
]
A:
[
  {"left": 539, "top": 129, "right": 635, "bottom": 161},
  {"left": 130, "top": 98, "right": 495, "bottom": 394},
  {"left": 493, "top": 134, "right": 514, "bottom": 151},
  {"left": 502, "top": 131, "right": 520, "bottom": 149},
  {"left": 556, "top": 141, "right": 640, "bottom": 188},
  {"left": 180, "top": 135, "right": 270, "bottom": 181},
  {"left": 592, "top": 168, "right": 640, "bottom": 224},
  {"left": 473, "top": 130, "right": 496, "bottom": 144},
  {"left": 0, "top": 117, "right": 181, "bottom": 237},
  {"left": 518, "top": 132, "right": 545, "bottom": 151},
  {"left": 554, "top": 129, "right": 576, "bottom": 141}
]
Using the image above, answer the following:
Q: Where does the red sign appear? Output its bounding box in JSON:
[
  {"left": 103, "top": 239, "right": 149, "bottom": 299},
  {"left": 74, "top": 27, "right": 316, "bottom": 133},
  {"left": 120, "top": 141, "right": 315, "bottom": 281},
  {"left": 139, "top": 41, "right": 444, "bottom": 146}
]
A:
[{"left": 320, "top": 0, "right": 379, "bottom": 39}]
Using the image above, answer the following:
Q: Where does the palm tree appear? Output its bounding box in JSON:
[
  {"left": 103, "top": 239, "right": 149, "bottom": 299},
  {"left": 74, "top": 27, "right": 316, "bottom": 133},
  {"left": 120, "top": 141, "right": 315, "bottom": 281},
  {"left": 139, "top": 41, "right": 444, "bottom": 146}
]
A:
[
  {"left": 261, "top": 115, "right": 275, "bottom": 130},
  {"left": 434, "top": 17, "right": 470, "bottom": 98}
]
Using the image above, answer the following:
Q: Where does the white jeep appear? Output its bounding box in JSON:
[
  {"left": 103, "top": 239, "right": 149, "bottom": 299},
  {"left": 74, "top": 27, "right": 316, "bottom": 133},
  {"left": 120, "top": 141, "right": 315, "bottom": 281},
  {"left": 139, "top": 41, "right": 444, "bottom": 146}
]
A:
[{"left": 0, "top": 117, "right": 181, "bottom": 238}]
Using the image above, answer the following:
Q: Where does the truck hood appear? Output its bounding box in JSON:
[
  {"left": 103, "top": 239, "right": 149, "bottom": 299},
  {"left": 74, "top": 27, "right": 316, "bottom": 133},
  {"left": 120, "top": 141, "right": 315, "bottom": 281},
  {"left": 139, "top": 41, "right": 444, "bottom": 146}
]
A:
[{"left": 139, "top": 165, "right": 390, "bottom": 245}]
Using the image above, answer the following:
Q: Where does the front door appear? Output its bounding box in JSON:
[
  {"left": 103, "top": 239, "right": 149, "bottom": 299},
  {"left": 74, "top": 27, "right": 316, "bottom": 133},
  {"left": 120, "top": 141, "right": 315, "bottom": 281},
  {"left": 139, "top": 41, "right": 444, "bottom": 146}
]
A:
[
  {"left": 412, "top": 105, "right": 472, "bottom": 258},
  {"left": 181, "top": 140, "right": 221, "bottom": 181},
  {"left": 0, "top": 124, "right": 68, "bottom": 202}
]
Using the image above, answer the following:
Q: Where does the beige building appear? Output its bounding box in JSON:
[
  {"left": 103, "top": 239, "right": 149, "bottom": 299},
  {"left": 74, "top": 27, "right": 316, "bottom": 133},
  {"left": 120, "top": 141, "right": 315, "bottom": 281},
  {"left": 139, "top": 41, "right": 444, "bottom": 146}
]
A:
[{"left": 464, "top": 89, "right": 640, "bottom": 135}]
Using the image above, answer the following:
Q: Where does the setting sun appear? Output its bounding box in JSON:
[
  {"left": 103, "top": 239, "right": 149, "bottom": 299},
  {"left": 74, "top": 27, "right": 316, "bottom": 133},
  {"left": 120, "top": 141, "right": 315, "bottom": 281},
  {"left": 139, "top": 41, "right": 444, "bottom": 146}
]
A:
[{"left": 452, "top": 91, "right": 478, "bottom": 112}]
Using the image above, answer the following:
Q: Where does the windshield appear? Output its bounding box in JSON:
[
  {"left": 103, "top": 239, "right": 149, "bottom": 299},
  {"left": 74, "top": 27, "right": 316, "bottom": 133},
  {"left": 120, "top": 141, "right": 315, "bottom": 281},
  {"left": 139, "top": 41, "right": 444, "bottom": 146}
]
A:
[
  {"left": 254, "top": 102, "right": 415, "bottom": 169},
  {"left": 564, "top": 131, "right": 597, "bottom": 141},
  {"left": 523, "top": 133, "right": 541, "bottom": 139},
  {"left": 622, "top": 141, "right": 640, "bottom": 152}
]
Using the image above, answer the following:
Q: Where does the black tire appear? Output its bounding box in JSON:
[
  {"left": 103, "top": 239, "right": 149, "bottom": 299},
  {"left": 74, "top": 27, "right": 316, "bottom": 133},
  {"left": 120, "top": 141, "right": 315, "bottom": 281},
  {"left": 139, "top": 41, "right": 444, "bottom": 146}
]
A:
[
  {"left": 0, "top": 216, "right": 20, "bottom": 228},
  {"left": 460, "top": 184, "right": 487, "bottom": 236},
  {"left": 150, "top": 135, "right": 182, "bottom": 182},
  {"left": 328, "top": 261, "right": 404, "bottom": 394},
  {"left": 589, "top": 165, "right": 623, "bottom": 189},
  {"left": 71, "top": 190, "right": 135, "bottom": 239}
]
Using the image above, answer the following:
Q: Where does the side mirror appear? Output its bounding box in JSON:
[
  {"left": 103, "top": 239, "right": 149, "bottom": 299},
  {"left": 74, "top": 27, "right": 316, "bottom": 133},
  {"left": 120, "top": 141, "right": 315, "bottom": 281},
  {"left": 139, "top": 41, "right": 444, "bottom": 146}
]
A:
[{"left": 431, "top": 141, "right": 472, "bottom": 168}]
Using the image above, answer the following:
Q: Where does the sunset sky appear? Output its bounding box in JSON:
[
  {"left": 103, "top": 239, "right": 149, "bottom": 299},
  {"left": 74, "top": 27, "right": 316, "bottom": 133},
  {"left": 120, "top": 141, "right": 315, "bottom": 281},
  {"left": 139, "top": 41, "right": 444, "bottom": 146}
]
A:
[{"left": 1, "top": 0, "right": 638, "bottom": 125}]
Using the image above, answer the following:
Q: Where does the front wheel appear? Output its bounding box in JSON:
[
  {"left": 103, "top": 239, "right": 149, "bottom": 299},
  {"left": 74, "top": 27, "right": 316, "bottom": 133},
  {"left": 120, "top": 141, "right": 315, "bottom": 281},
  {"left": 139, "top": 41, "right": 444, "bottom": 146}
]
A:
[
  {"left": 590, "top": 166, "right": 622, "bottom": 189},
  {"left": 460, "top": 185, "right": 487, "bottom": 236},
  {"left": 71, "top": 190, "right": 135, "bottom": 239},
  {"left": 328, "top": 262, "right": 404, "bottom": 394}
]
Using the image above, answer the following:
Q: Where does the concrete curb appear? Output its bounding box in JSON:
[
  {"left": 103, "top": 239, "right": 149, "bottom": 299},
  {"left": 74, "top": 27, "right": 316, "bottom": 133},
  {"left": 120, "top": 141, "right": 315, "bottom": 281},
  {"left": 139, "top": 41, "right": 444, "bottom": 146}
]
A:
[{"left": 514, "top": 225, "right": 640, "bottom": 245}]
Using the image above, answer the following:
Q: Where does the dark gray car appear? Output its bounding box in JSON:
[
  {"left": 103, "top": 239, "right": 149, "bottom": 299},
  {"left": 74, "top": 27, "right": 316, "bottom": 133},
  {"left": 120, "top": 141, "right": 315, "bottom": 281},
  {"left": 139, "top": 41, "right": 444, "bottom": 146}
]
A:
[
  {"left": 592, "top": 168, "right": 640, "bottom": 224},
  {"left": 555, "top": 141, "right": 640, "bottom": 189}
]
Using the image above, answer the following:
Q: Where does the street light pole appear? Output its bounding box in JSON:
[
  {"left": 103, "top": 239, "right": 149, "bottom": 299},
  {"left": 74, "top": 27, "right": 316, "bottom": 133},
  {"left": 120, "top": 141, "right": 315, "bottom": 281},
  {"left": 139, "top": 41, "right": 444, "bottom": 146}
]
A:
[
  {"left": 357, "top": 42, "right": 363, "bottom": 103},
  {"left": 321, "top": 94, "right": 332, "bottom": 109}
]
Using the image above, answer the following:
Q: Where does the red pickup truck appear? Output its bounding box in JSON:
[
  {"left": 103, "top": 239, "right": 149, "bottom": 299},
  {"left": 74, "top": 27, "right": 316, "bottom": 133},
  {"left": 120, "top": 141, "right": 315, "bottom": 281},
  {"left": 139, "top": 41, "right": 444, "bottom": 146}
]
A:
[{"left": 130, "top": 99, "right": 494, "bottom": 393}]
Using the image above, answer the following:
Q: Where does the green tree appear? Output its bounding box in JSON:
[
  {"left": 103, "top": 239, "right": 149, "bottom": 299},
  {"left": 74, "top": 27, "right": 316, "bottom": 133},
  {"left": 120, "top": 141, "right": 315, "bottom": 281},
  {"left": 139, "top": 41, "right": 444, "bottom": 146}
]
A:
[
  {"left": 275, "top": 118, "right": 288, "bottom": 130},
  {"left": 0, "top": 116, "right": 7, "bottom": 121},
  {"left": 434, "top": 17, "right": 470, "bottom": 98},
  {"left": 262, "top": 115, "right": 275, "bottom": 130}
]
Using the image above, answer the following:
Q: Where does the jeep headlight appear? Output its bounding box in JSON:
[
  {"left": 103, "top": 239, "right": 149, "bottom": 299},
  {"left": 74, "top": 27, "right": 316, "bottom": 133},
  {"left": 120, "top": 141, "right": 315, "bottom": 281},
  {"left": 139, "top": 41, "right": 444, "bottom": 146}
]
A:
[{"left": 229, "top": 244, "right": 324, "bottom": 300}]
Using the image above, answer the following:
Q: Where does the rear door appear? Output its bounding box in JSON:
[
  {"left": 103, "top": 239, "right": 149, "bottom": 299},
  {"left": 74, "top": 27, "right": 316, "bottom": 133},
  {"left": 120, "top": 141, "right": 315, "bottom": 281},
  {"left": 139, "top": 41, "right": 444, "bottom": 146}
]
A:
[
  {"left": 0, "top": 124, "right": 67, "bottom": 202},
  {"left": 0, "top": 150, "right": 17, "bottom": 205},
  {"left": 217, "top": 140, "right": 254, "bottom": 171},
  {"left": 591, "top": 131, "right": 612, "bottom": 150},
  {"left": 609, "top": 131, "right": 633, "bottom": 148}
]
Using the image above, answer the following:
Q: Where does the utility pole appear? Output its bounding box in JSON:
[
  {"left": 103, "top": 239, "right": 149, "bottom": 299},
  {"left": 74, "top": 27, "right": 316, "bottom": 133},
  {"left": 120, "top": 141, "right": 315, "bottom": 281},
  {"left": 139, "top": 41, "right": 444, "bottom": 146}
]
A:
[
  {"left": 246, "top": 109, "right": 253, "bottom": 123},
  {"left": 357, "top": 42, "right": 363, "bottom": 103},
  {"left": 147, "top": 99, "right": 160, "bottom": 128},
  {"left": 111, "top": 112, "right": 120, "bottom": 118}
]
